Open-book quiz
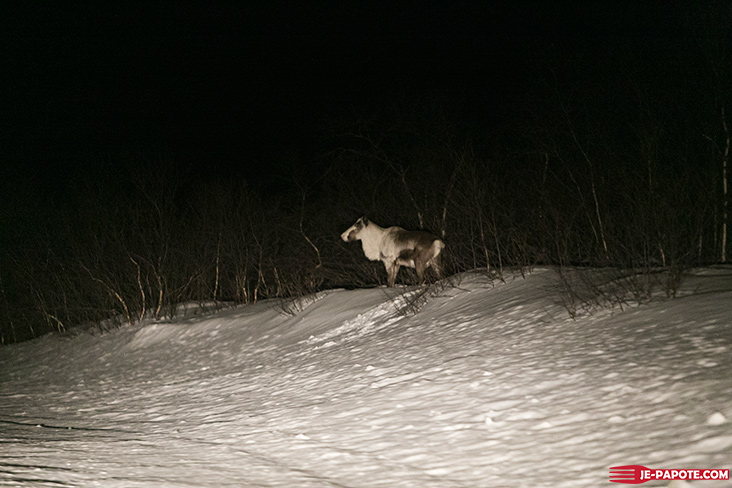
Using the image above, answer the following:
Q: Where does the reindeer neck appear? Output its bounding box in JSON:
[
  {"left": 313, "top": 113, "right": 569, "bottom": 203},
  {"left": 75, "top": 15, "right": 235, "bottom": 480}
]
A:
[{"left": 359, "top": 222, "right": 387, "bottom": 261}]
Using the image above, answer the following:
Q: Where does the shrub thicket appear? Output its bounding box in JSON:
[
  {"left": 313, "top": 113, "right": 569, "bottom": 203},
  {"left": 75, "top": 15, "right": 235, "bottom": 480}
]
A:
[{"left": 2, "top": 10, "right": 729, "bottom": 343}]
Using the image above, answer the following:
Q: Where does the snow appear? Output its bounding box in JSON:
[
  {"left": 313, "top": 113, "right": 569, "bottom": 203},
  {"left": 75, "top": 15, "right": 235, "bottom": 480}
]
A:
[{"left": 1, "top": 267, "right": 731, "bottom": 488}]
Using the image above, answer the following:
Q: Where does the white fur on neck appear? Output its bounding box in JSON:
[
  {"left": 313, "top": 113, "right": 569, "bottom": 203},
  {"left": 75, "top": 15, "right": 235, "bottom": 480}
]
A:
[{"left": 358, "top": 222, "right": 387, "bottom": 261}]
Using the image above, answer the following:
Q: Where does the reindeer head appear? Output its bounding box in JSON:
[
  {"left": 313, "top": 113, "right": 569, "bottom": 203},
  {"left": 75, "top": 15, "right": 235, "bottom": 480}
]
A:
[{"left": 341, "top": 216, "right": 369, "bottom": 242}]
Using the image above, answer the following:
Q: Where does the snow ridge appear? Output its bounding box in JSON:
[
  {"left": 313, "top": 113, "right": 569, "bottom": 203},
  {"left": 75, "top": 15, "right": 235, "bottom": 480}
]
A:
[{"left": 1, "top": 268, "right": 731, "bottom": 488}]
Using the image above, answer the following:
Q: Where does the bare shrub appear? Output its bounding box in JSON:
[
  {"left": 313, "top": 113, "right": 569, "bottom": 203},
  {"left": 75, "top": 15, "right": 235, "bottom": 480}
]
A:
[
  {"left": 552, "top": 266, "right": 687, "bottom": 319},
  {"left": 389, "top": 272, "right": 461, "bottom": 317}
]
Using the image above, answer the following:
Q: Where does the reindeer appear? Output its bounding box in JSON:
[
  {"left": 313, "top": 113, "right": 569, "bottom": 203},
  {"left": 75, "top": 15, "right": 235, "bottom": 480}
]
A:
[{"left": 341, "top": 217, "right": 445, "bottom": 287}]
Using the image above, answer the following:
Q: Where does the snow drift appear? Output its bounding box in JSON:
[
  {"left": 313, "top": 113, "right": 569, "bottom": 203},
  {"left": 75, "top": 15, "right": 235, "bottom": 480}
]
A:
[{"left": 1, "top": 267, "right": 731, "bottom": 487}]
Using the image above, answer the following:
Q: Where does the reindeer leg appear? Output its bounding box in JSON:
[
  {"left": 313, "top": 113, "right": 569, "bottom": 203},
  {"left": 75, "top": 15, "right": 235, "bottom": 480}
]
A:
[
  {"left": 385, "top": 261, "right": 398, "bottom": 287},
  {"left": 430, "top": 252, "right": 443, "bottom": 280},
  {"left": 391, "top": 263, "right": 401, "bottom": 287},
  {"left": 415, "top": 261, "right": 426, "bottom": 284},
  {"left": 390, "top": 264, "right": 400, "bottom": 287},
  {"left": 415, "top": 248, "right": 432, "bottom": 284},
  {"left": 432, "top": 258, "right": 442, "bottom": 280}
]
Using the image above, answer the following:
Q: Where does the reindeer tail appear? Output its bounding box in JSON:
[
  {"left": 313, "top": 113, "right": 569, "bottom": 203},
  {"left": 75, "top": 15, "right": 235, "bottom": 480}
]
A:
[{"left": 431, "top": 239, "right": 445, "bottom": 258}]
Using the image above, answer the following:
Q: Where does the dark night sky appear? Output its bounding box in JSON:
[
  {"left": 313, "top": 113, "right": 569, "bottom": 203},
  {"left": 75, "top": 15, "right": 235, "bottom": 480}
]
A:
[{"left": 0, "top": 1, "right": 701, "bottom": 188}]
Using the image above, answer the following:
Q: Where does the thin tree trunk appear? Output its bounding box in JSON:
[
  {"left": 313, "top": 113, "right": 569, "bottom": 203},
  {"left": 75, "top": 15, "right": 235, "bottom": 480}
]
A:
[{"left": 722, "top": 108, "right": 729, "bottom": 263}]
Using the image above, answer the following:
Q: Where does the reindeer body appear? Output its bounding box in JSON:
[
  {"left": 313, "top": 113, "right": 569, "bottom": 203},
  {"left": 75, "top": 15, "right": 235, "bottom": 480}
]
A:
[{"left": 341, "top": 217, "right": 445, "bottom": 287}]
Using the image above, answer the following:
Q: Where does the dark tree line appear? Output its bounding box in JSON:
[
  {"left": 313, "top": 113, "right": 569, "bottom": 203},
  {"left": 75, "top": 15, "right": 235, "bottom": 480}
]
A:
[{"left": 1, "top": 4, "right": 729, "bottom": 344}]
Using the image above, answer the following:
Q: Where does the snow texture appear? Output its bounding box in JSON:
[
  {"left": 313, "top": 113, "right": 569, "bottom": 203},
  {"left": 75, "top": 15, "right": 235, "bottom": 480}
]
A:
[{"left": 1, "top": 267, "right": 731, "bottom": 487}]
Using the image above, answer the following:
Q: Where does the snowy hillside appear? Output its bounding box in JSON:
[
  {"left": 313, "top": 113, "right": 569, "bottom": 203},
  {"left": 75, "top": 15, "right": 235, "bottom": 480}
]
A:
[{"left": 1, "top": 267, "right": 731, "bottom": 488}]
